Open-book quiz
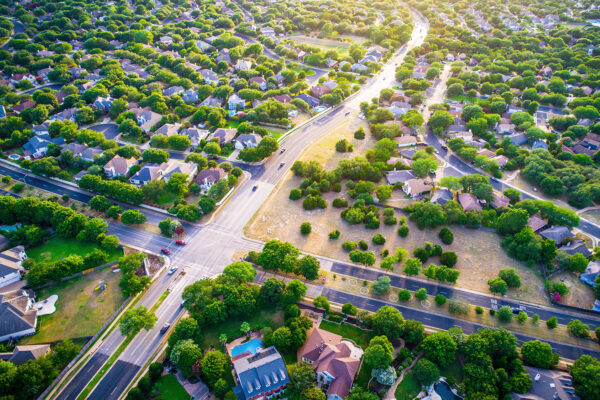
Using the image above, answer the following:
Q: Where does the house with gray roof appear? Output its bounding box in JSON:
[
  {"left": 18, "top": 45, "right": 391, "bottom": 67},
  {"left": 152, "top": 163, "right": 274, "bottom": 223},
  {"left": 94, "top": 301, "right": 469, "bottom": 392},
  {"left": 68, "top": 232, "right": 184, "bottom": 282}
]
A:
[
  {"left": 182, "top": 89, "right": 199, "bottom": 103},
  {"left": 50, "top": 107, "right": 77, "bottom": 122},
  {"left": 235, "top": 133, "right": 261, "bottom": 150},
  {"left": 209, "top": 128, "right": 237, "bottom": 145},
  {"left": 92, "top": 96, "right": 113, "bottom": 111},
  {"left": 508, "top": 133, "right": 528, "bottom": 145},
  {"left": 296, "top": 93, "right": 320, "bottom": 108},
  {"left": 163, "top": 86, "right": 185, "bottom": 97},
  {"left": 0, "top": 247, "right": 26, "bottom": 288},
  {"left": 228, "top": 94, "right": 245, "bottom": 110},
  {"left": 200, "top": 69, "right": 219, "bottom": 85},
  {"left": 153, "top": 123, "right": 182, "bottom": 137},
  {"left": 430, "top": 188, "right": 453, "bottom": 205},
  {"left": 195, "top": 167, "right": 227, "bottom": 191},
  {"left": 201, "top": 96, "right": 223, "bottom": 108},
  {"left": 23, "top": 134, "right": 64, "bottom": 158},
  {"left": 539, "top": 226, "right": 573, "bottom": 244},
  {"left": 385, "top": 170, "right": 415, "bottom": 185},
  {"left": 532, "top": 140, "right": 548, "bottom": 150},
  {"left": 232, "top": 346, "right": 289, "bottom": 400},
  {"left": 163, "top": 160, "right": 197, "bottom": 183},
  {"left": 132, "top": 107, "right": 163, "bottom": 134},
  {"left": 559, "top": 240, "right": 591, "bottom": 257},
  {"left": 581, "top": 261, "right": 600, "bottom": 287},
  {"left": 180, "top": 128, "right": 209, "bottom": 146},
  {"left": 0, "top": 289, "right": 37, "bottom": 342},
  {"left": 104, "top": 155, "right": 137, "bottom": 178},
  {"left": 62, "top": 142, "right": 103, "bottom": 162},
  {"left": 0, "top": 344, "right": 50, "bottom": 365},
  {"left": 130, "top": 163, "right": 167, "bottom": 186}
]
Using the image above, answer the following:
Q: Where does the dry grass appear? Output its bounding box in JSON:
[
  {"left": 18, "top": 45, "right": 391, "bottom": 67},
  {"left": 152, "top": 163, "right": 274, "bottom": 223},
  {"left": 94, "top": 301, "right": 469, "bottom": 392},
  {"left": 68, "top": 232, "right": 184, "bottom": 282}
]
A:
[
  {"left": 246, "top": 120, "right": 547, "bottom": 304},
  {"left": 550, "top": 271, "right": 596, "bottom": 309}
]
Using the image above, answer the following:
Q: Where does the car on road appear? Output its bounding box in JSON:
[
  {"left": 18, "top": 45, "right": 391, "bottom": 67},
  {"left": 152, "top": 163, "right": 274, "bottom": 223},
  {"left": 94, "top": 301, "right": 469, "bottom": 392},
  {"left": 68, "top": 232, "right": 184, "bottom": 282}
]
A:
[
  {"left": 279, "top": 162, "right": 285, "bottom": 168},
  {"left": 280, "top": 148, "right": 286, "bottom": 153},
  {"left": 168, "top": 266, "right": 178, "bottom": 275},
  {"left": 252, "top": 185, "right": 258, "bottom": 192},
  {"left": 161, "top": 248, "right": 171, "bottom": 255},
  {"left": 160, "top": 323, "right": 171, "bottom": 334},
  {"left": 175, "top": 240, "right": 186, "bottom": 245},
  {"left": 534, "top": 374, "right": 541, "bottom": 382},
  {"left": 441, "top": 144, "right": 448, "bottom": 150}
]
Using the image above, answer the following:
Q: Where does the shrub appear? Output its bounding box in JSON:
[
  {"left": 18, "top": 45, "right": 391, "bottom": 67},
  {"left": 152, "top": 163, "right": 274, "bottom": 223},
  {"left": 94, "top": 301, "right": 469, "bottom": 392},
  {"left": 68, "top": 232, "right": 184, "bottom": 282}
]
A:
[
  {"left": 342, "top": 303, "right": 357, "bottom": 315},
  {"left": 439, "top": 252, "right": 457, "bottom": 268},
  {"left": 546, "top": 316, "right": 558, "bottom": 329},
  {"left": 532, "top": 314, "right": 539, "bottom": 324},
  {"left": 342, "top": 241, "right": 357, "bottom": 251},
  {"left": 434, "top": 294, "right": 447, "bottom": 305},
  {"left": 413, "top": 247, "right": 428, "bottom": 263},
  {"left": 354, "top": 127, "right": 365, "bottom": 139},
  {"left": 415, "top": 288, "right": 427, "bottom": 301},
  {"left": 372, "top": 234, "right": 386, "bottom": 245},
  {"left": 497, "top": 306, "right": 513, "bottom": 322},
  {"left": 11, "top": 183, "right": 25, "bottom": 193},
  {"left": 398, "top": 289, "right": 411, "bottom": 301},
  {"left": 303, "top": 195, "right": 327, "bottom": 210},
  {"left": 329, "top": 230, "right": 340, "bottom": 239},
  {"left": 475, "top": 306, "right": 483, "bottom": 314},
  {"left": 517, "top": 311, "right": 528, "bottom": 323},
  {"left": 438, "top": 227, "right": 454, "bottom": 244},
  {"left": 398, "top": 224, "right": 409, "bottom": 237},
  {"left": 289, "top": 188, "right": 302, "bottom": 200},
  {"left": 448, "top": 299, "right": 470, "bottom": 315},
  {"left": 300, "top": 222, "right": 312, "bottom": 235},
  {"left": 358, "top": 240, "right": 368, "bottom": 250},
  {"left": 567, "top": 319, "right": 590, "bottom": 338},
  {"left": 332, "top": 198, "right": 348, "bottom": 208}
]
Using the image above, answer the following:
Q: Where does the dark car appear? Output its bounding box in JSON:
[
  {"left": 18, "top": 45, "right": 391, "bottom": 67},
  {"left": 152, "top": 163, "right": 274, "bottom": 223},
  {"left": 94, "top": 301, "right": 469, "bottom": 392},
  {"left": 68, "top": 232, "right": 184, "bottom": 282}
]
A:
[
  {"left": 161, "top": 248, "right": 171, "bottom": 255},
  {"left": 160, "top": 323, "right": 171, "bottom": 334},
  {"left": 252, "top": 185, "right": 258, "bottom": 191}
]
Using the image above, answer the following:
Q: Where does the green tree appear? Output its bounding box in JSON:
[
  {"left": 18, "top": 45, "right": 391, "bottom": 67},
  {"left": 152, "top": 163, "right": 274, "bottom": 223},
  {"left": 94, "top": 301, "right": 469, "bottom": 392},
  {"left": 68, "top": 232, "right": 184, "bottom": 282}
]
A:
[
  {"left": 421, "top": 331, "right": 457, "bottom": 368},
  {"left": 370, "top": 305, "right": 404, "bottom": 339},
  {"left": 568, "top": 319, "right": 590, "bottom": 338},
  {"left": 363, "top": 336, "right": 394, "bottom": 369},
  {"left": 288, "top": 362, "right": 316, "bottom": 395},
  {"left": 120, "top": 209, "right": 147, "bottom": 225},
  {"left": 521, "top": 340, "right": 558, "bottom": 369},
  {"left": 570, "top": 355, "right": 600, "bottom": 400},
  {"left": 120, "top": 306, "right": 157, "bottom": 336},
  {"left": 414, "top": 358, "right": 440, "bottom": 386}
]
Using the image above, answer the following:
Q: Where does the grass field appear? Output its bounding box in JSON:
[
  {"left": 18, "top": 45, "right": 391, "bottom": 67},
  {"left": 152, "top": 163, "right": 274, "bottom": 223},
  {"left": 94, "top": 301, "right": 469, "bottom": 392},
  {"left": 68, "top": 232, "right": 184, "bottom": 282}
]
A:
[
  {"left": 395, "top": 370, "right": 422, "bottom": 399},
  {"left": 288, "top": 35, "right": 351, "bottom": 54},
  {"left": 319, "top": 320, "right": 372, "bottom": 348},
  {"left": 21, "top": 267, "right": 126, "bottom": 344},
  {"left": 153, "top": 374, "right": 190, "bottom": 400},
  {"left": 550, "top": 271, "right": 596, "bottom": 309},
  {"left": 27, "top": 236, "right": 124, "bottom": 263}
]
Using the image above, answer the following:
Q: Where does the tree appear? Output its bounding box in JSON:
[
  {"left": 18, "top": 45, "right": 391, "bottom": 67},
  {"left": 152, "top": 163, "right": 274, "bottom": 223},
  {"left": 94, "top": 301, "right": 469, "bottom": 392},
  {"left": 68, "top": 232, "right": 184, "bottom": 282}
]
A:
[
  {"left": 521, "top": 340, "right": 558, "bottom": 369},
  {"left": 568, "top": 319, "right": 590, "bottom": 338},
  {"left": 300, "top": 222, "right": 312, "bottom": 235},
  {"left": 201, "top": 350, "right": 228, "bottom": 386},
  {"left": 402, "top": 320, "right": 424, "bottom": 344},
  {"left": 439, "top": 252, "right": 457, "bottom": 268},
  {"left": 497, "top": 306, "right": 513, "bottom": 322},
  {"left": 302, "top": 387, "right": 326, "bottom": 400},
  {"left": 364, "top": 336, "right": 394, "bottom": 369},
  {"left": 313, "top": 296, "right": 330, "bottom": 312},
  {"left": 288, "top": 362, "right": 316, "bottom": 395},
  {"left": 222, "top": 261, "right": 256, "bottom": 284},
  {"left": 408, "top": 201, "right": 446, "bottom": 229},
  {"left": 51, "top": 339, "right": 80, "bottom": 367},
  {"left": 342, "top": 303, "right": 358, "bottom": 315},
  {"left": 421, "top": 331, "right": 457, "bottom": 368},
  {"left": 119, "top": 306, "right": 157, "bottom": 336},
  {"left": 570, "top": 355, "right": 600, "bottom": 400},
  {"left": 168, "top": 317, "right": 199, "bottom": 347},
  {"left": 546, "top": 316, "right": 558, "bottom": 329},
  {"left": 120, "top": 209, "right": 147, "bottom": 225},
  {"left": 428, "top": 110, "right": 454, "bottom": 133},
  {"left": 259, "top": 278, "right": 285, "bottom": 304},
  {"left": 497, "top": 208, "right": 529, "bottom": 235},
  {"left": 159, "top": 218, "right": 181, "bottom": 237},
  {"left": 372, "top": 276, "right": 391, "bottom": 295},
  {"left": 370, "top": 305, "right": 403, "bottom": 339},
  {"left": 438, "top": 227, "right": 454, "bottom": 244},
  {"left": 415, "top": 288, "right": 427, "bottom": 301},
  {"left": 412, "top": 157, "right": 438, "bottom": 178},
  {"left": 499, "top": 268, "right": 521, "bottom": 288},
  {"left": 297, "top": 255, "right": 320, "bottom": 281},
  {"left": 569, "top": 253, "right": 589, "bottom": 273},
  {"left": 169, "top": 340, "right": 203, "bottom": 378},
  {"left": 414, "top": 358, "right": 440, "bottom": 386}
]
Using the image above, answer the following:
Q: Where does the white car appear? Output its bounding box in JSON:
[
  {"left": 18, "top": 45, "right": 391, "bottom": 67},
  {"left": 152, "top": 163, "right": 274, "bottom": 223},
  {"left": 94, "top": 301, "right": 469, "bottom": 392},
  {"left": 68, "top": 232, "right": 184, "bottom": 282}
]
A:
[
  {"left": 534, "top": 374, "right": 541, "bottom": 382},
  {"left": 168, "top": 266, "right": 178, "bottom": 275}
]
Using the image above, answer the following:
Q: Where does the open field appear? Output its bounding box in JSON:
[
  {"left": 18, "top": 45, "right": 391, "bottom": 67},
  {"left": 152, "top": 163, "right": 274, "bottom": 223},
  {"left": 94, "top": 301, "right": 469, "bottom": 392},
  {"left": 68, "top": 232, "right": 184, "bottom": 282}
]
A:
[
  {"left": 319, "top": 320, "right": 372, "bottom": 348},
  {"left": 286, "top": 35, "right": 352, "bottom": 54},
  {"left": 246, "top": 119, "right": 546, "bottom": 304},
  {"left": 550, "top": 271, "right": 596, "bottom": 309},
  {"left": 153, "top": 374, "right": 190, "bottom": 400},
  {"left": 21, "top": 267, "right": 125, "bottom": 344},
  {"left": 27, "top": 236, "right": 124, "bottom": 263}
]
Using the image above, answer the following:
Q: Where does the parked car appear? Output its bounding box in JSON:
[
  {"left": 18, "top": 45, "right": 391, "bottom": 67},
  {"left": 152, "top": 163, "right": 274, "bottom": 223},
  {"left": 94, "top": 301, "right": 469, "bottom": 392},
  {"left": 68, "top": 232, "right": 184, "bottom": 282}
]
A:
[
  {"left": 161, "top": 248, "right": 171, "bottom": 255},
  {"left": 534, "top": 374, "right": 541, "bottom": 382},
  {"left": 168, "top": 266, "right": 178, "bottom": 275},
  {"left": 175, "top": 240, "right": 186, "bottom": 245},
  {"left": 252, "top": 185, "right": 258, "bottom": 192},
  {"left": 160, "top": 323, "right": 171, "bottom": 334}
]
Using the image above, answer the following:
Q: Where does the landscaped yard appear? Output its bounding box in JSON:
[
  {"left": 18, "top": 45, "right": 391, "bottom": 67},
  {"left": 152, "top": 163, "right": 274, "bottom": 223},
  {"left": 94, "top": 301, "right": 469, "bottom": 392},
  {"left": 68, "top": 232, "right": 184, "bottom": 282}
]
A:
[
  {"left": 153, "top": 374, "right": 190, "bottom": 400},
  {"left": 319, "top": 320, "right": 372, "bottom": 348},
  {"left": 394, "top": 370, "right": 422, "bottom": 400},
  {"left": 27, "top": 236, "right": 124, "bottom": 263},
  {"left": 21, "top": 267, "right": 126, "bottom": 344}
]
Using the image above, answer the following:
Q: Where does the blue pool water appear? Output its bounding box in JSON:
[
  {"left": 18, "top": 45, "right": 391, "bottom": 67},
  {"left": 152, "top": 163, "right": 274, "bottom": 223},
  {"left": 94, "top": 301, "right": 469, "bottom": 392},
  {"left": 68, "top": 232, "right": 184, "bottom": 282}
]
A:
[
  {"left": 434, "top": 381, "right": 461, "bottom": 400},
  {"left": 231, "top": 339, "right": 263, "bottom": 357}
]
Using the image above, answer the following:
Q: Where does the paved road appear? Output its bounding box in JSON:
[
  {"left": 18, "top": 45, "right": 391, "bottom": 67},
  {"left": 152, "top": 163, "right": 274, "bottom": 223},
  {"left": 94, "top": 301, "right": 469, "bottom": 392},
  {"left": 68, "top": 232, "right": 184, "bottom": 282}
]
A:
[
  {"left": 1, "top": 18, "right": 25, "bottom": 50},
  {"left": 331, "top": 262, "right": 600, "bottom": 328},
  {"left": 255, "top": 271, "right": 600, "bottom": 361}
]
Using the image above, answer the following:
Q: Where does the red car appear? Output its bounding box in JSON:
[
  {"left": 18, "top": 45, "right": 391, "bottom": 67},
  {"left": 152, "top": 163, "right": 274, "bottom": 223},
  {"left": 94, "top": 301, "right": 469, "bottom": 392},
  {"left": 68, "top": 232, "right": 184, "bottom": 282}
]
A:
[
  {"left": 175, "top": 240, "right": 187, "bottom": 246},
  {"left": 161, "top": 248, "right": 171, "bottom": 255}
]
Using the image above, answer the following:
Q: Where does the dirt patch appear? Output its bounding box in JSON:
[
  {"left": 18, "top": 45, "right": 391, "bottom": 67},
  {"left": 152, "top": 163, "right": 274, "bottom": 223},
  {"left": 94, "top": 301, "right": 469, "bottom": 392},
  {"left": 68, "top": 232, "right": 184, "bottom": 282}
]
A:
[
  {"left": 550, "top": 271, "right": 596, "bottom": 309},
  {"left": 146, "top": 254, "right": 165, "bottom": 277}
]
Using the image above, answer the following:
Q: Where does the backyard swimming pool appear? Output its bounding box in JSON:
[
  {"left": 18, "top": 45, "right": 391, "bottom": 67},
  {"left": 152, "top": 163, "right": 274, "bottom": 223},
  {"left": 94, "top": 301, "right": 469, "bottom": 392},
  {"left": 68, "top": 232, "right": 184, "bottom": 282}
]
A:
[
  {"left": 434, "top": 381, "right": 462, "bottom": 400},
  {"left": 231, "top": 338, "right": 263, "bottom": 357}
]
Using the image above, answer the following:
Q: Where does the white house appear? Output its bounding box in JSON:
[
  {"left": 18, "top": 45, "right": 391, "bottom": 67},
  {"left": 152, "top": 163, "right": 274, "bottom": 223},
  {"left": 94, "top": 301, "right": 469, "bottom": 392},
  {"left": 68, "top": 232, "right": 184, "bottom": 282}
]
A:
[
  {"left": 235, "top": 133, "right": 261, "bottom": 150},
  {"left": 228, "top": 94, "right": 245, "bottom": 110},
  {"left": 0, "top": 247, "right": 26, "bottom": 288}
]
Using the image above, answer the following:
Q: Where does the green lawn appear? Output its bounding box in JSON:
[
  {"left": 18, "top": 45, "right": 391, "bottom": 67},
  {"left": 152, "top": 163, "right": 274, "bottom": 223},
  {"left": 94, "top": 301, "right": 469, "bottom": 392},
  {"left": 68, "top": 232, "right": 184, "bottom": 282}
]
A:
[
  {"left": 198, "top": 307, "right": 285, "bottom": 350},
  {"left": 153, "top": 374, "right": 190, "bottom": 400},
  {"left": 440, "top": 358, "right": 464, "bottom": 383},
  {"left": 27, "top": 237, "right": 124, "bottom": 263},
  {"left": 319, "top": 320, "right": 372, "bottom": 348},
  {"left": 394, "top": 370, "right": 422, "bottom": 400},
  {"left": 21, "top": 267, "right": 126, "bottom": 344},
  {"left": 355, "top": 363, "right": 372, "bottom": 389}
]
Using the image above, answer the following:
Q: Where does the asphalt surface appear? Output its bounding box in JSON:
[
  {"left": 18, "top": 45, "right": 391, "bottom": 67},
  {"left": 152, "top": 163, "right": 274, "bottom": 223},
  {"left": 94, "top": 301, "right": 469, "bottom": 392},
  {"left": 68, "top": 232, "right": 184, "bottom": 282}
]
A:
[{"left": 57, "top": 353, "right": 109, "bottom": 400}]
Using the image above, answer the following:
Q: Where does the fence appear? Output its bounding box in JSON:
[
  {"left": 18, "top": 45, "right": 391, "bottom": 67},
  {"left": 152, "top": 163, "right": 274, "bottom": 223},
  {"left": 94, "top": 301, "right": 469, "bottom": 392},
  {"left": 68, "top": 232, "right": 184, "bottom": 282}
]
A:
[{"left": 37, "top": 295, "right": 131, "bottom": 400}]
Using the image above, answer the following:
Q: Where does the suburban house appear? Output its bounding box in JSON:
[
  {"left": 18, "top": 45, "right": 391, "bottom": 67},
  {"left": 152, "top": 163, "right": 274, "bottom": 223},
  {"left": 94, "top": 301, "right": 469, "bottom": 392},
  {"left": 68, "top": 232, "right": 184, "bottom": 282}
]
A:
[
  {"left": 458, "top": 193, "right": 482, "bottom": 211},
  {"left": 163, "top": 86, "right": 185, "bottom": 97},
  {"left": 92, "top": 96, "right": 113, "bottom": 111},
  {"left": 539, "top": 226, "right": 574, "bottom": 244},
  {"left": 228, "top": 94, "right": 245, "bottom": 110},
  {"left": 153, "top": 123, "right": 182, "bottom": 137},
  {"left": 580, "top": 261, "right": 600, "bottom": 287},
  {"left": 132, "top": 107, "right": 163, "bottom": 134},
  {"left": 402, "top": 178, "right": 432, "bottom": 198},
  {"left": 385, "top": 170, "right": 415, "bottom": 185},
  {"left": 130, "top": 163, "right": 167, "bottom": 186},
  {"left": 297, "top": 327, "right": 363, "bottom": 400},
  {"left": 234, "top": 59, "right": 253, "bottom": 71},
  {"left": 32, "top": 121, "right": 51, "bottom": 136},
  {"left": 50, "top": 108, "right": 77, "bottom": 122},
  {"left": 559, "top": 240, "right": 591, "bottom": 257},
  {"left": 104, "top": 155, "right": 137, "bottom": 178},
  {"left": 201, "top": 96, "right": 223, "bottom": 108},
  {"left": 249, "top": 76, "right": 268, "bottom": 91},
  {"left": 490, "top": 192, "right": 510, "bottom": 208},
  {"left": 180, "top": 128, "right": 209, "bottom": 146},
  {"left": 62, "top": 142, "right": 103, "bottom": 162},
  {"left": 296, "top": 93, "right": 320, "bottom": 108},
  {"left": 0, "top": 344, "right": 50, "bottom": 365},
  {"left": 232, "top": 346, "right": 289, "bottom": 400},
  {"left": 0, "top": 289, "right": 37, "bottom": 342},
  {"left": 200, "top": 69, "right": 220, "bottom": 85},
  {"left": 23, "top": 134, "right": 65, "bottom": 158},
  {"left": 0, "top": 247, "right": 27, "bottom": 288},
  {"left": 12, "top": 100, "right": 36, "bottom": 115},
  {"left": 235, "top": 133, "right": 261, "bottom": 150},
  {"left": 273, "top": 94, "right": 291, "bottom": 103},
  {"left": 182, "top": 89, "right": 199, "bottom": 103},
  {"left": 195, "top": 167, "right": 227, "bottom": 191},
  {"left": 396, "top": 136, "right": 417, "bottom": 147},
  {"left": 163, "top": 160, "right": 198, "bottom": 183},
  {"left": 311, "top": 84, "right": 332, "bottom": 98},
  {"left": 430, "top": 188, "right": 453, "bottom": 205},
  {"left": 528, "top": 214, "right": 549, "bottom": 232},
  {"left": 209, "top": 128, "right": 238, "bottom": 145}
]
